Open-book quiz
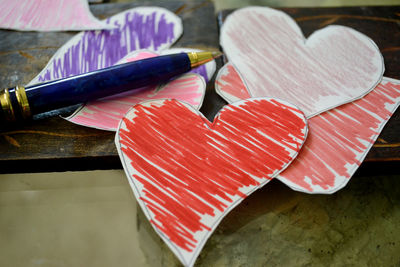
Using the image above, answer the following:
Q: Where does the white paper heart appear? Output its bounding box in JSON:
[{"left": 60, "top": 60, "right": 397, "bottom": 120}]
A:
[
  {"left": 220, "top": 6, "right": 384, "bottom": 117},
  {"left": 116, "top": 97, "right": 308, "bottom": 266}
]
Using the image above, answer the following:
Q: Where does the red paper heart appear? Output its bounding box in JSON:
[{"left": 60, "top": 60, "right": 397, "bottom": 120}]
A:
[
  {"left": 116, "top": 98, "right": 307, "bottom": 266},
  {"left": 215, "top": 62, "right": 400, "bottom": 193}
]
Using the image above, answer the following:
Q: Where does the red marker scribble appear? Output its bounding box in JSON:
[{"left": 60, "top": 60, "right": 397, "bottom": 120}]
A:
[
  {"left": 279, "top": 81, "right": 400, "bottom": 191},
  {"left": 118, "top": 98, "right": 306, "bottom": 252}
]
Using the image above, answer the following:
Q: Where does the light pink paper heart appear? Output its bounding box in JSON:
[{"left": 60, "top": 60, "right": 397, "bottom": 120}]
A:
[
  {"left": 66, "top": 50, "right": 210, "bottom": 131},
  {"left": 0, "top": 0, "right": 112, "bottom": 31},
  {"left": 116, "top": 98, "right": 308, "bottom": 266},
  {"left": 216, "top": 62, "right": 400, "bottom": 193},
  {"left": 220, "top": 6, "right": 384, "bottom": 117}
]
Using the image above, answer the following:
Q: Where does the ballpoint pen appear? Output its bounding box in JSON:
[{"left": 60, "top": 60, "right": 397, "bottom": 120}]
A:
[{"left": 0, "top": 51, "right": 220, "bottom": 122}]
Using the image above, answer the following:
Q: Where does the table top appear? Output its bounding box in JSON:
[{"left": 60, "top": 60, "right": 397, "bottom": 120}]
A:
[{"left": 0, "top": 3, "right": 399, "bottom": 173}]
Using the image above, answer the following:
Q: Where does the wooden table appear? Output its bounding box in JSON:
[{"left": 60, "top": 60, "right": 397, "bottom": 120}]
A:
[{"left": 0, "top": 3, "right": 399, "bottom": 174}]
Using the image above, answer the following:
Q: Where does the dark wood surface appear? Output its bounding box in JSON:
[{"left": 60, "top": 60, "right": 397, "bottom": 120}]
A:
[{"left": 0, "top": 4, "right": 399, "bottom": 173}]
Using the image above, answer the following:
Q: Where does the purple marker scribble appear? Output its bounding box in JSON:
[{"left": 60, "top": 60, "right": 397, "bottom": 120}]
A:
[
  {"left": 31, "top": 8, "right": 182, "bottom": 84},
  {"left": 191, "top": 65, "right": 209, "bottom": 82}
]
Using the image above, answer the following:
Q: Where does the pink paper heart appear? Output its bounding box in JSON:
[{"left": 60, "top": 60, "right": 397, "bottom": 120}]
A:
[
  {"left": 216, "top": 62, "right": 400, "bottom": 193},
  {"left": 220, "top": 6, "right": 384, "bottom": 117},
  {"left": 116, "top": 98, "right": 307, "bottom": 266},
  {"left": 66, "top": 50, "right": 209, "bottom": 131}
]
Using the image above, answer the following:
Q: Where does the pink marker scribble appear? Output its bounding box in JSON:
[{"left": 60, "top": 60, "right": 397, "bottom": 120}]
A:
[
  {"left": 0, "top": 0, "right": 110, "bottom": 31},
  {"left": 220, "top": 7, "right": 384, "bottom": 117},
  {"left": 116, "top": 98, "right": 307, "bottom": 265}
]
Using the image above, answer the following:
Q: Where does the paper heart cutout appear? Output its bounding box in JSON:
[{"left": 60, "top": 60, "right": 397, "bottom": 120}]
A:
[
  {"left": 116, "top": 98, "right": 307, "bottom": 266},
  {"left": 66, "top": 49, "right": 210, "bottom": 131},
  {"left": 0, "top": 0, "right": 112, "bottom": 31},
  {"left": 216, "top": 62, "right": 400, "bottom": 193},
  {"left": 28, "top": 7, "right": 182, "bottom": 85},
  {"left": 220, "top": 6, "right": 384, "bottom": 117}
]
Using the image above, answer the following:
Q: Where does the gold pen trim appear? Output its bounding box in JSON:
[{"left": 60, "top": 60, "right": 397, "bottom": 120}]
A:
[
  {"left": 0, "top": 88, "right": 15, "bottom": 121},
  {"left": 15, "top": 85, "right": 31, "bottom": 119}
]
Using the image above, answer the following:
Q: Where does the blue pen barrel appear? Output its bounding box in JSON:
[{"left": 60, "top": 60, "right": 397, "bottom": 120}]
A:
[{"left": 23, "top": 53, "right": 191, "bottom": 115}]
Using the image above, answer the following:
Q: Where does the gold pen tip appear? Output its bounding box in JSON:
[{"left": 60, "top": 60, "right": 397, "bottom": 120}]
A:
[
  {"left": 188, "top": 51, "right": 223, "bottom": 68},
  {"left": 211, "top": 51, "right": 223, "bottom": 59}
]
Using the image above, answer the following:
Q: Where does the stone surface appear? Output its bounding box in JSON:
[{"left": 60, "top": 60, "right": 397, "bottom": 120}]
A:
[{"left": 138, "top": 175, "right": 400, "bottom": 266}]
